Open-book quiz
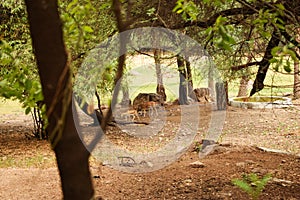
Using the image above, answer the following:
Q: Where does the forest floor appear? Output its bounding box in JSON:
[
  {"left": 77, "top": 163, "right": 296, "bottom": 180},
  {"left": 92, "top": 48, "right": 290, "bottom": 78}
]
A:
[{"left": 0, "top": 99, "right": 300, "bottom": 200}]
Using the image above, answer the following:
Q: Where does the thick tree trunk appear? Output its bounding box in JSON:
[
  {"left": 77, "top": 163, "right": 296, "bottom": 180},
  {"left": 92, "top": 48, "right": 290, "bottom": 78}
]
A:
[
  {"left": 237, "top": 75, "right": 250, "bottom": 97},
  {"left": 25, "top": 0, "right": 94, "bottom": 199},
  {"left": 294, "top": 60, "right": 300, "bottom": 99},
  {"left": 177, "top": 55, "right": 188, "bottom": 105},
  {"left": 154, "top": 49, "right": 167, "bottom": 102},
  {"left": 215, "top": 82, "right": 227, "bottom": 110}
]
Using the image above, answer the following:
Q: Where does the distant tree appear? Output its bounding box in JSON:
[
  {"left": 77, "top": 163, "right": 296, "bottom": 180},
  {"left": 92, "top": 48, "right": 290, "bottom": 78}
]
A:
[
  {"left": 154, "top": 49, "right": 167, "bottom": 102},
  {"left": 177, "top": 55, "right": 189, "bottom": 104},
  {"left": 294, "top": 60, "right": 300, "bottom": 98}
]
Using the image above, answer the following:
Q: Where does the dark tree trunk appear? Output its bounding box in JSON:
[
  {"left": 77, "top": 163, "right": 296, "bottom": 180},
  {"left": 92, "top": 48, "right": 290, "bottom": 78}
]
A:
[
  {"left": 154, "top": 49, "right": 167, "bottom": 102},
  {"left": 25, "top": 0, "right": 94, "bottom": 199},
  {"left": 250, "top": 31, "right": 280, "bottom": 96},
  {"left": 294, "top": 60, "right": 300, "bottom": 99},
  {"left": 95, "top": 90, "right": 103, "bottom": 124},
  {"left": 177, "top": 55, "right": 188, "bottom": 105}
]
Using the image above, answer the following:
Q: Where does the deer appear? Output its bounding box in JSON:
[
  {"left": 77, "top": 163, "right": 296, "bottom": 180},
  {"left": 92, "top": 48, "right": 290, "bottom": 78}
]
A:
[
  {"left": 120, "top": 109, "right": 140, "bottom": 121},
  {"left": 139, "top": 101, "right": 159, "bottom": 117}
]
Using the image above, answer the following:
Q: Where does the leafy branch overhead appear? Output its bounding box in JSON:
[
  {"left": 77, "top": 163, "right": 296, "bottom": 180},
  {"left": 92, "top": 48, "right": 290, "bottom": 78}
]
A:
[
  {"left": 130, "top": 0, "right": 300, "bottom": 96},
  {"left": 175, "top": 0, "right": 300, "bottom": 95}
]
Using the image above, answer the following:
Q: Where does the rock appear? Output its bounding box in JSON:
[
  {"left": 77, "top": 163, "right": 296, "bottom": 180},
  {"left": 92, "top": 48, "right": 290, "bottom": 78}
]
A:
[
  {"left": 201, "top": 139, "right": 216, "bottom": 149},
  {"left": 271, "top": 178, "right": 293, "bottom": 186},
  {"left": 198, "top": 144, "right": 220, "bottom": 159},
  {"left": 189, "top": 161, "right": 205, "bottom": 168},
  {"left": 257, "top": 147, "right": 292, "bottom": 155}
]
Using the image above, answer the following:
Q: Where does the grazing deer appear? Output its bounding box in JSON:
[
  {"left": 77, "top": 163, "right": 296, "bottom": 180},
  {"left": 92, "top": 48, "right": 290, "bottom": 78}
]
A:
[
  {"left": 139, "top": 101, "right": 159, "bottom": 117},
  {"left": 120, "top": 109, "right": 140, "bottom": 121}
]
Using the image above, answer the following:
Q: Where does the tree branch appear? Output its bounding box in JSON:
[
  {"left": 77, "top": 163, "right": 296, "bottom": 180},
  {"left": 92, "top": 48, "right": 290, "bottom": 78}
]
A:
[
  {"left": 171, "top": 7, "right": 257, "bottom": 29},
  {"left": 231, "top": 61, "right": 260, "bottom": 71}
]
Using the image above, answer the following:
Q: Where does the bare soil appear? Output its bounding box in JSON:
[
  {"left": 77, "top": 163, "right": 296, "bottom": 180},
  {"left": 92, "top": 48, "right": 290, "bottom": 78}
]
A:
[{"left": 0, "top": 101, "right": 300, "bottom": 200}]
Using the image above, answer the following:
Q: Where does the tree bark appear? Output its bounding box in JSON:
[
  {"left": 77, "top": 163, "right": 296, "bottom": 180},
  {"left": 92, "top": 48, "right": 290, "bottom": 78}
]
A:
[
  {"left": 185, "top": 57, "right": 196, "bottom": 100},
  {"left": 154, "top": 49, "right": 167, "bottom": 102},
  {"left": 294, "top": 60, "right": 300, "bottom": 99},
  {"left": 25, "top": 0, "right": 94, "bottom": 199},
  {"left": 216, "top": 82, "right": 227, "bottom": 110},
  {"left": 250, "top": 31, "right": 281, "bottom": 96},
  {"left": 238, "top": 75, "right": 250, "bottom": 97},
  {"left": 121, "top": 84, "right": 131, "bottom": 106},
  {"left": 177, "top": 55, "right": 188, "bottom": 105}
]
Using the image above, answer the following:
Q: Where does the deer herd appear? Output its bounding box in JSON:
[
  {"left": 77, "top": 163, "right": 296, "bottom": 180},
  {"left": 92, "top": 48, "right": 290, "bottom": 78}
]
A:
[{"left": 118, "top": 101, "right": 160, "bottom": 122}]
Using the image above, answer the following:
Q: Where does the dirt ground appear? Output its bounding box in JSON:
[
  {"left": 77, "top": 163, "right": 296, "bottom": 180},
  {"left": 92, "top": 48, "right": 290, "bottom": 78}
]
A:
[{"left": 0, "top": 100, "right": 300, "bottom": 200}]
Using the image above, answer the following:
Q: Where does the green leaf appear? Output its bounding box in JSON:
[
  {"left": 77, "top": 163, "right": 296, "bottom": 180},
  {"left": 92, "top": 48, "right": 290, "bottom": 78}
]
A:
[
  {"left": 274, "top": 65, "right": 279, "bottom": 72},
  {"left": 232, "top": 179, "right": 253, "bottom": 194},
  {"left": 0, "top": 80, "right": 8, "bottom": 87},
  {"left": 271, "top": 46, "right": 281, "bottom": 56},
  {"left": 25, "top": 107, "right": 31, "bottom": 115},
  {"left": 25, "top": 79, "right": 32, "bottom": 90},
  {"left": 83, "top": 25, "right": 94, "bottom": 33},
  {"left": 67, "top": 0, "right": 79, "bottom": 10},
  {"left": 284, "top": 61, "right": 292, "bottom": 73},
  {"left": 146, "top": 7, "right": 156, "bottom": 16},
  {"left": 276, "top": 3, "right": 285, "bottom": 11}
]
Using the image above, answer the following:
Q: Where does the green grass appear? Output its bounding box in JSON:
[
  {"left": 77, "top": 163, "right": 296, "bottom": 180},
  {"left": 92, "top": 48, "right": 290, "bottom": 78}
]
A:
[
  {"left": 0, "top": 98, "right": 24, "bottom": 114},
  {"left": 0, "top": 154, "right": 55, "bottom": 168},
  {"left": 228, "top": 66, "right": 294, "bottom": 98}
]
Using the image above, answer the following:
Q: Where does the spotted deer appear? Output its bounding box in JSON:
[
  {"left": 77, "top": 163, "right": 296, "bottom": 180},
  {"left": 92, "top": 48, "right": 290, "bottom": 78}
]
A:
[
  {"left": 139, "top": 101, "right": 159, "bottom": 117},
  {"left": 120, "top": 109, "right": 140, "bottom": 121}
]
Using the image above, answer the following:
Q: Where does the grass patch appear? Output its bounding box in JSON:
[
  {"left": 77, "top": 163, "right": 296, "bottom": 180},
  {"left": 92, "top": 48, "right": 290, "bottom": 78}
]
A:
[
  {"left": 0, "top": 154, "right": 55, "bottom": 168},
  {"left": 0, "top": 98, "right": 24, "bottom": 114},
  {"left": 228, "top": 66, "right": 294, "bottom": 98}
]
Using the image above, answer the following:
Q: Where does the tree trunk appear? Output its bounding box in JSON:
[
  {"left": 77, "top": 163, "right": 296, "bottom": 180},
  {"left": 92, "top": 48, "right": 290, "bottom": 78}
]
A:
[
  {"left": 185, "top": 57, "right": 196, "bottom": 101},
  {"left": 177, "top": 55, "right": 188, "bottom": 105},
  {"left": 237, "top": 75, "right": 250, "bottom": 97},
  {"left": 121, "top": 84, "right": 131, "bottom": 106},
  {"left": 294, "top": 60, "right": 300, "bottom": 99},
  {"left": 154, "top": 49, "right": 167, "bottom": 102},
  {"left": 250, "top": 31, "right": 280, "bottom": 96},
  {"left": 208, "top": 64, "right": 215, "bottom": 101},
  {"left": 25, "top": 0, "right": 94, "bottom": 199},
  {"left": 215, "top": 82, "right": 227, "bottom": 110}
]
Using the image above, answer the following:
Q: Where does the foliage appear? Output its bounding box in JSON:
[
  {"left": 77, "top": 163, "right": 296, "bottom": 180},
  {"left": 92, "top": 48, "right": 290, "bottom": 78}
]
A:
[
  {"left": 205, "top": 16, "right": 236, "bottom": 51},
  {"left": 232, "top": 173, "right": 272, "bottom": 200},
  {"left": 173, "top": 0, "right": 198, "bottom": 21},
  {"left": 60, "top": 0, "right": 117, "bottom": 104},
  {"left": 0, "top": 0, "right": 47, "bottom": 138},
  {"left": 0, "top": 0, "right": 117, "bottom": 138},
  {"left": 193, "top": 141, "right": 202, "bottom": 153},
  {"left": 0, "top": 39, "right": 46, "bottom": 138},
  {"left": 171, "top": 0, "right": 300, "bottom": 96}
]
